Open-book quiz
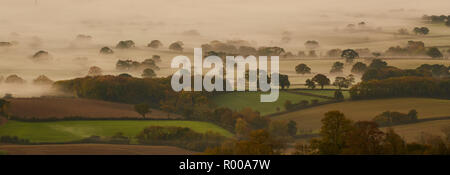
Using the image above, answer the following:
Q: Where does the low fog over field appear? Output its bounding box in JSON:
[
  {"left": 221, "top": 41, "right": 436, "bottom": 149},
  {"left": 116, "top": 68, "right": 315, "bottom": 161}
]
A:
[{"left": 1, "top": 0, "right": 450, "bottom": 97}]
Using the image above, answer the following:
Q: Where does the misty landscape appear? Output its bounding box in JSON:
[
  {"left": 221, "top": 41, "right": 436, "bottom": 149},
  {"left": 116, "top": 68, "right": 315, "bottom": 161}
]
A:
[{"left": 0, "top": 0, "right": 449, "bottom": 155}]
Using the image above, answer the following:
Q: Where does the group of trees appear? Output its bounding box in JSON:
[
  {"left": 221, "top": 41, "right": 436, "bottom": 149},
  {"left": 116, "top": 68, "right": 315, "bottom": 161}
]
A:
[
  {"left": 205, "top": 115, "right": 298, "bottom": 155},
  {"left": 385, "top": 41, "right": 427, "bottom": 56},
  {"left": 306, "top": 74, "right": 330, "bottom": 89},
  {"left": 413, "top": 27, "right": 430, "bottom": 35},
  {"left": 330, "top": 62, "right": 344, "bottom": 74},
  {"left": 137, "top": 126, "right": 226, "bottom": 152},
  {"left": 115, "top": 57, "right": 161, "bottom": 78},
  {"left": 53, "top": 75, "right": 173, "bottom": 107},
  {"left": 31, "top": 50, "right": 52, "bottom": 62},
  {"left": 373, "top": 110, "right": 418, "bottom": 126},
  {"left": 306, "top": 111, "right": 449, "bottom": 154},
  {"left": 360, "top": 60, "right": 449, "bottom": 82},
  {"left": 350, "top": 76, "right": 450, "bottom": 99},
  {"left": 333, "top": 75, "right": 354, "bottom": 89},
  {"left": 423, "top": 15, "right": 450, "bottom": 26},
  {"left": 0, "top": 74, "right": 53, "bottom": 85}
]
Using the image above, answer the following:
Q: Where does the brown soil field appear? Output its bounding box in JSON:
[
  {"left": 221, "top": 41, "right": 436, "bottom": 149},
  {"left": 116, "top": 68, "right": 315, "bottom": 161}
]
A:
[
  {"left": 0, "top": 144, "right": 196, "bottom": 155},
  {"left": 8, "top": 98, "right": 180, "bottom": 120}
]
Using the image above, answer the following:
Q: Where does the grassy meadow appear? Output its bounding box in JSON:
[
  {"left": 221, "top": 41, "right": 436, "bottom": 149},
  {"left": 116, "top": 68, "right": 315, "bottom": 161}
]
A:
[
  {"left": 211, "top": 91, "right": 329, "bottom": 115},
  {"left": 0, "top": 120, "right": 233, "bottom": 143}
]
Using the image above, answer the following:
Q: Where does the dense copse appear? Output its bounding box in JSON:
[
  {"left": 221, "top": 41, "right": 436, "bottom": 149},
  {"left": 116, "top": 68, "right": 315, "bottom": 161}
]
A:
[
  {"left": 422, "top": 15, "right": 449, "bottom": 23},
  {"left": 116, "top": 58, "right": 159, "bottom": 72},
  {"left": 136, "top": 126, "right": 226, "bottom": 151},
  {"left": 350, "top": 76, "right": 450, "bottom": 100},
  {"left": 361, "top": 61, "right": 449, "bottom": 81},
  {"left": 385, "top": 41, "right": 426, "bottom": 56},
  {"left": 53, "top": 75, "right": 172, "bottom": 107},
  {"left": 201, "top": 40, "right": 289, "bottom": 57},
  {"left": 373, "top": 110, "right": 418, "bottom": 126}
]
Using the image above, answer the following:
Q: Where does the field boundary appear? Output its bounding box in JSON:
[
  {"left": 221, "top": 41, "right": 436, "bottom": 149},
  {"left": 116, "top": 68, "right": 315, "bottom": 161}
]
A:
[{"left": 264, "top": 100, "right": 343, "bottom": 118}]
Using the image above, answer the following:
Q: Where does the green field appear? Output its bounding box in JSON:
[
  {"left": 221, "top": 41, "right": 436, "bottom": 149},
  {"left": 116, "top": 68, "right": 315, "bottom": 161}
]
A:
[
  {"left": 0, "top": 120, "right": 233, "bottom": 143},
  {"left": 0, "top": 150, "right": 7, "bottom": 155},
  {"left": 273, "top": 98, "right": 450, "bottom": 133},
  {"left": 211, "top": 91, "right": 328, "bottom": 115},
  {"left": 293, "top": 89, "right": 350, "bottom": 99}
]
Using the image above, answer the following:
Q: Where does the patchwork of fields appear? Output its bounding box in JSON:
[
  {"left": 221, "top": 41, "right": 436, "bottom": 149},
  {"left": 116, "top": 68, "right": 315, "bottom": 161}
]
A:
[{"left": 273, "top": 98, "right": 450, "bottom": 135}]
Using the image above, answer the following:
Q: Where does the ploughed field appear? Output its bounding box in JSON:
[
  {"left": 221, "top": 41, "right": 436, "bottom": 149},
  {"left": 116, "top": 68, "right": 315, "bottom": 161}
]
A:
[
  {"left": 0, "top": 144, "right": 196, "bottom": 155},
  {"left": 8, "top": 97, "right": 180, "bottom": 120}
]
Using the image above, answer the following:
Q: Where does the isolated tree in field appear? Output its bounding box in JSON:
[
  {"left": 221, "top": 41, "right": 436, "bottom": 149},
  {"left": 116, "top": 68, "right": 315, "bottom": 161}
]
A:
[
  {"left": 147, "top": 40, "right": 163, "bottom": 49},
  {"left": 141, "top": 68, "right": 156, "bottom": 78},
  {"left": 372, "top": 52, "right": 381, "bottom": 58},
  {"left": 327, "top": 49, "right": 342, "bottom": 57},
  {"left": 31, "top": 50, "right": 52, "bottom": 62},
  {"left": 287, "top": 120, "right": 297, "bottom": 137},
  {"left": 341, "top": 49, "right": 359, "bottom": 63},
  {"left": 369, "top": 59, "right": 388, "bottom": 69},
  {"left": 0, "top": 99, "right": 10, "bottom": 116},
  {"left": 169, "top": 41, "right": 184, "bottom": 52},
  {"left": 330, "top": 61, "right": 344, "bottom": 74},
  {"left": 304, "top": 40, "right": 319, "bottom": 50},
  {"left": 312, "top": 74, "right": 330, "bottom": 89},
  {"left": 427, "top": 47, "right": 443, "bottom": 59},
  {"left": 295, "top": 63, "right": 311, "bottom": 74},
  {"left": 134, "top": 103, "right": 151, "bottom": 119},
  {"left": 87, "top": 66, "right": 103, "bottom": 76},
  {"left": 334, "top": 90, "right": 344, "bottom": 100},
  {"left": 116, "top": 40, "right": 135, "bottom": 49},
  {"left": 413, "top": 27, "right": 429, "bottom": 35},
  {"left": 305, "top": 79, "right": 316, "bottom": 89},
  {"left": 152, "top": 55, "right": 161, "bottom": 62},
  {"left": 99, "top": 47, "right": 114, "bottom": 54},
  {"left": 278, "top": 74, "right": 291, "bottom": 89},
  {"left": 351, "top": 62, "right": 368, "bottom": 74},
  {"left": 5, "top": 74, "right": 26, "bottom": 84},
  {"left": 333, "top": 76, "right": 352, "bottom": 89},
  {"left": 313, "top": 110, "right": 353, "bottom": 154},
  {"left": 33, "top": 75, "right": 53, "bottom": 85}
]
